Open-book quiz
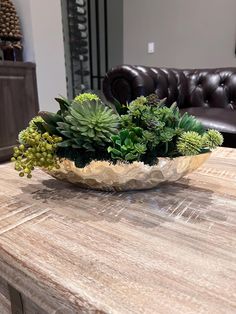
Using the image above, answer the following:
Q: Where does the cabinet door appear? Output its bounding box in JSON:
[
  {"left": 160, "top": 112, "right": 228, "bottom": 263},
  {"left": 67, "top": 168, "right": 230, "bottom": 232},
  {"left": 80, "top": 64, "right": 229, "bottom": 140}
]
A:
[{"left": 0, "top": 63, "right": 39, "bottom": 161}]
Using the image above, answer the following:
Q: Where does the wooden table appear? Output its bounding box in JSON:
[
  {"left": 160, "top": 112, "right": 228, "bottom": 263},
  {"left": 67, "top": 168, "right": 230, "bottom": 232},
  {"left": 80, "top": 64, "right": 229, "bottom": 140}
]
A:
[{"left": 0, "top": 147, "right": 236, "bottom": 314}]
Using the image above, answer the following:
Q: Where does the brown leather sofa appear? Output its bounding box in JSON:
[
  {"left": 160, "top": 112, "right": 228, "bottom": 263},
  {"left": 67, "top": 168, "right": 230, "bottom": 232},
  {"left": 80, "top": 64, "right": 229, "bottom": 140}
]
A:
[{"left": 103, "top": 65, "right": 236, "bottom": 147}]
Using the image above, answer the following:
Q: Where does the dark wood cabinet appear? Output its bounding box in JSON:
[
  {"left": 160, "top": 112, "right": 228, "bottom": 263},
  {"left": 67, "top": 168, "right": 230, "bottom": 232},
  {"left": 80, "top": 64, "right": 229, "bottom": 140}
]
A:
[{"left": 0, "top": 62, "right": 39, "bottom": 162}]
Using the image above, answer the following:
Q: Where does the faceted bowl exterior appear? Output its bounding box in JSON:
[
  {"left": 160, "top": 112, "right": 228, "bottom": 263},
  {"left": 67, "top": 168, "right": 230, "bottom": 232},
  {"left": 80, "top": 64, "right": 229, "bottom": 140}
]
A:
[{"left": 47, "top": 153, "right": 211, "bottom": 191}]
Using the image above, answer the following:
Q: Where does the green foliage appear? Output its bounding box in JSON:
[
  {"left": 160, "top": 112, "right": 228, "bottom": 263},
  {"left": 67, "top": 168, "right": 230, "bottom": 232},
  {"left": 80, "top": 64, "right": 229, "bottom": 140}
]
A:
[
  {"left": 108, "top": 127, "right": 147, "bottom": 162},
  {"left": 202, "top": 129, "right": 224, "bottom": 149},
  {"left": 14, "top": 92, "right": 224, "bottom": 175},
  {"left": 57, "top": 99, "right": 120, "bottom": 152},
  {"left": 177, "top": 131, "right": 203, "bottom": 156},
  {"left": 120, "top": 98, "right": 182, "bottom": 157}
]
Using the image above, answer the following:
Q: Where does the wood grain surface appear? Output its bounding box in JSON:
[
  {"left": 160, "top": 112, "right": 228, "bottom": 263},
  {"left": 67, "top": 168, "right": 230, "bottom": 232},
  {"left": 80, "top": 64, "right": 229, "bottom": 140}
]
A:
[
  {"left": 0, "top": 277, "right": 11, "bottom": 314},
  {"left": 0, "top": 147, "right": 236, "bottom": 314}
]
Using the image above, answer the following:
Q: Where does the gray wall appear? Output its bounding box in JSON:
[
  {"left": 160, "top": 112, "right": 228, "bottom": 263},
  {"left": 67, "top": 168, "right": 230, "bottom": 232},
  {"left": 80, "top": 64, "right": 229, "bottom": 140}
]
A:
[
  {"left": 108, "top": 0, "right": 123, "bottom": 69},
  {"left": 12, "top": 0, "right": 67, "bottom": 111},
  {"left": 124, "top": 0, "right": 236, "bottom": 68}
]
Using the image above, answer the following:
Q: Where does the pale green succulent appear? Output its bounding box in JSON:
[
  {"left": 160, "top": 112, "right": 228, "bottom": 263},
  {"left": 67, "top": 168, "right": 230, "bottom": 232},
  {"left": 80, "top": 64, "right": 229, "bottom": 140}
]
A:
[
  {"left": 57, "top": 99, "right": 120, "bottom": 151},
  {"left": 18, "top": 130, "right": 28, "bottom": 144},
  {"left": 18, "top": 116, "right": 44, "bottom": 144},
  {"left": 74, "top": 93, "right": 99, "bottom": 104},
  {"left": 29, "top": 116, "right": 44, "bottom": 128},
  {"left": 177, "top": 131, "right": 203, "bottom": 156},
  {"left": 202, "top": 129, "right": 223, "bottom": 149},
  {"left": 128, "top": 96, "right": 147, "bottom": 118}
]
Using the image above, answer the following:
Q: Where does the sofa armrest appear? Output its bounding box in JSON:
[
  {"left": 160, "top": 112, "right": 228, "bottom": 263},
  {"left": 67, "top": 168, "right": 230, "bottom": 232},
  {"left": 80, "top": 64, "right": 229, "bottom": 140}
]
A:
[{"left": 103, "top": 65, "right": 155, "bottom": 104}]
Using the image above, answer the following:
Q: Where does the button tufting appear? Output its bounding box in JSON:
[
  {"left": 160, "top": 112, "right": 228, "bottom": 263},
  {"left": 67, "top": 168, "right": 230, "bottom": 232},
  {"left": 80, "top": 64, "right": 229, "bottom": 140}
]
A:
[{"left": 220, "top": 83, "right": 224, "bottom": 87}]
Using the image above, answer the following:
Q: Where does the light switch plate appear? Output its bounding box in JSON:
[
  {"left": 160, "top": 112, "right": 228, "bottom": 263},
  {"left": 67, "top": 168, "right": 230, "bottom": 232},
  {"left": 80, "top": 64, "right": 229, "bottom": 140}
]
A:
[{"left": 148, "top": 42, "right": 155, "bottom": 53}]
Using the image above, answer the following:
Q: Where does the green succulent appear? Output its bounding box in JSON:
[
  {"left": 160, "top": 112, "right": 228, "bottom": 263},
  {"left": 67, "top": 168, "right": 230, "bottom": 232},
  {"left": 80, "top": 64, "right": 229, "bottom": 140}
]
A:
[
  {"left": 128, "top": 96, "right": 147, "bottom": 118},
  {"left": 120, "top": 114, "right": 135, "bottom": 129},
  {"left": 120, "top": 101, "right": 183, "bottom": 157},
  {"left": 142, "top": 130, "right": 160, "bottom": 148},
  {"left": 74, "top": 93, "right": 99, "bottom": 104},
  {"left": 108, "top": 127, "right": 147, "bottom": 162},
  {"left": 202, "top": 129, "right": 223, "bottom": 149},
  {"left": 57, "top": 99, "right": 120, "bottom": 151},
  {"left": 146, "top": 93, "right": 161, "bottom": 106},
  {"left": 178, "top": 112, "right": 205, "bottom": 134},
  {"left": 153, "top": 104, "right": 180, "bottom": 128},
  {"left": 177, "top": 131, "right": 203, "bottom": 156},
  {"left": 18, "top": 130, "right": 28, "bottom": 144},
  {"left": 159, "top": 127, "right": 177, "bottom": 143}
]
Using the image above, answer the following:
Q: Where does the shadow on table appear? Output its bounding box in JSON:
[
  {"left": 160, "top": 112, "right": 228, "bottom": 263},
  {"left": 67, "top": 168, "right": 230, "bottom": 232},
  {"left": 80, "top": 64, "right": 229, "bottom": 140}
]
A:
[{"left": 19, "top": 177, "right": 227, "bottom": 228}]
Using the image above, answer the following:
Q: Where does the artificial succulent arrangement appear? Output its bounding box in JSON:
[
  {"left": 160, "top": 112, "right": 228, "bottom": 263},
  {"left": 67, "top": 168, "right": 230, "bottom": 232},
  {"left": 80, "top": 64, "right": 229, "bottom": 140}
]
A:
[{"left": 12, "top": 92, "right": 223, "bottom": 178}]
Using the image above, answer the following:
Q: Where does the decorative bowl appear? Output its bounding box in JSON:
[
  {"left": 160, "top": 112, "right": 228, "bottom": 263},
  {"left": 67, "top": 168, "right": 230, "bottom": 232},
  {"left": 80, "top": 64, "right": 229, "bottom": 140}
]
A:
[{"left": 46, "top": 152, "right": 211, "bottom": 191}]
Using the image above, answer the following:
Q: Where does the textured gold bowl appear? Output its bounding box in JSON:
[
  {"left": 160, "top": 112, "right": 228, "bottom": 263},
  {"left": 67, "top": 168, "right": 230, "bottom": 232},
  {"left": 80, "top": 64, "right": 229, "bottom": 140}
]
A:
[{"left": 46, "top": 153, "right": 210, "bottom": 191}]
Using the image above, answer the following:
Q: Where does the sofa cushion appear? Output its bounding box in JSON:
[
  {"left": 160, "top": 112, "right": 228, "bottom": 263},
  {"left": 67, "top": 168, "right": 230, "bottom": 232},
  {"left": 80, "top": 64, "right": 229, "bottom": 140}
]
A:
[{"left": 180, "top": 107, "right": 236, "bottom": 134}]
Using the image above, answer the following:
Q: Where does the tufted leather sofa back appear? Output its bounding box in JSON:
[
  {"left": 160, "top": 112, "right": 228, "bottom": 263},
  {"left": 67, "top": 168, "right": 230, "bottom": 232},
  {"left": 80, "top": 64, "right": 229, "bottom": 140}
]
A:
[
  {"left": 103, "top": 65, "right": 236, "bottom": 110},
  {"left": 184, "top": 68, "right": 236, "bottom": 109}
]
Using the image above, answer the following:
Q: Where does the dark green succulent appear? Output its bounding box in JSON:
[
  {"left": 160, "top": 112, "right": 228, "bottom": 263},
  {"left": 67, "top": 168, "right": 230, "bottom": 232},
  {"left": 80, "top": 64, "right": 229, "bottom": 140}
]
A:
[
  {"left": 37, "top": 96, "right": 72, "bottom": 135},
  {"left": 112, "top": 98, "right": 129, "bottom": 115},
  {"left": 159, "top": 127, "right": 177, "bottom": 143},
  {"left": 146, "top": 93, "right": 161, "bottom": 106},
  {"left": 142, "top": 130, "right": 160, "bottom": 149},
  {"left": 178, "top": 112, "right": 205, "bottom": 134},
  {"left": 57, "top": 99, "right": 120, "bottom": 151},
  {"left": 153, "top": 103, "right": 180, "bottom": 128},
  {"left": 108, "top": 127, "right": 147, "bottom": 162}
]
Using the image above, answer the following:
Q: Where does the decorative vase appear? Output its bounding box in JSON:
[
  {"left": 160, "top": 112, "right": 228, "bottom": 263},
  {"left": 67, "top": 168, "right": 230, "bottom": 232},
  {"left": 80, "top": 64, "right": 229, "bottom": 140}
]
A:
[{"left": 46, "top": 152, "right": 210, "bottom": 191}]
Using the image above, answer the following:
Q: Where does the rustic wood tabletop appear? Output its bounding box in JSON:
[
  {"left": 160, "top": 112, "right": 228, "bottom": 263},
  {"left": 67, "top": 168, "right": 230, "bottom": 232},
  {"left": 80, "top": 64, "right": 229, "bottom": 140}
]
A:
[{"left": 0, "top": 147, "right": 236, "bottom": 314}]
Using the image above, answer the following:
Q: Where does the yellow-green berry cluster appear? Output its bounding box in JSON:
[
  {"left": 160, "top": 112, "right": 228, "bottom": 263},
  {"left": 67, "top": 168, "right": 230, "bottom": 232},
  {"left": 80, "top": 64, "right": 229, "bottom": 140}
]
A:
[
  {"left": 12, "top": 129, "right": 62, "bottom": 178},
  {"left": 18, "top": 116, "right": 44, "bottom": 144}
]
